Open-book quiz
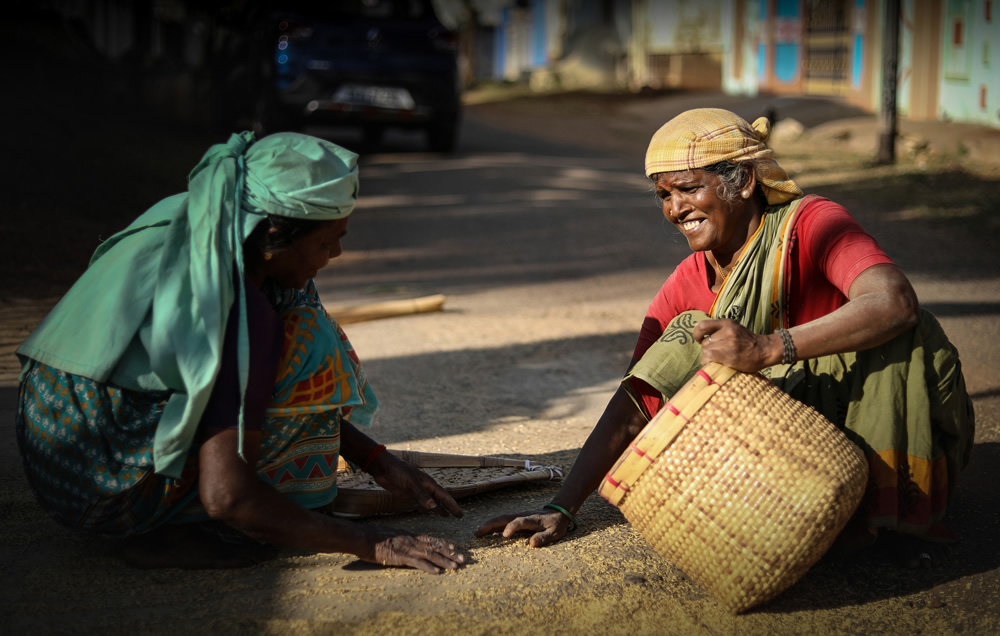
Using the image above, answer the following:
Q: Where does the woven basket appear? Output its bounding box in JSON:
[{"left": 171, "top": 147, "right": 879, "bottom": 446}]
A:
[
  {"left": 598, "top": 362, "right": 868, "bottom": 613},
  {"left": 330, "top": 450, "right": 563, "bottom": 518}
]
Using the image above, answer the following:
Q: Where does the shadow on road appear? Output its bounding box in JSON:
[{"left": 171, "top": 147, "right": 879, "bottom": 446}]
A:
[
  {"left": 808, "top": 172, "right": 1000, "bottom": 282},
  {"left": 921, "top": 302, "right": 1000, "bottom": 318},
  {"left": 760, "top": 441, "right": 1000, "bottom": 614},
  {"left": 357, "top": 331, "right": 637, "bottom": 445}
]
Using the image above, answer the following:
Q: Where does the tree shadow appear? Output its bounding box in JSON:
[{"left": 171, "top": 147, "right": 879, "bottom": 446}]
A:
[
  {"left": 803, "top": 171, "right": 1000, "bottom": 281},
  {"left": 753, "top": 441, "right": 1000, "bottom": 614},
  {"left": 357, "top": 330, "right": 636, "bottom": 444},
  {"left": 921, "top": 302, "right": 1000, "bottom": 318}
]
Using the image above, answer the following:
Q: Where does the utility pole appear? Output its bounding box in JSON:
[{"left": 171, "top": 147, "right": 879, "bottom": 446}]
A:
[
  {"left": 877, "top": 0, "right": 901, "bottom": 164},
  {"left": 459, "top": 0, "right": 480, "bottom": 88}
]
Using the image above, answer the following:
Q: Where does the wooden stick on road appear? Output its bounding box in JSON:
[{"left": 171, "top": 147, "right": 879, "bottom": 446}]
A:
[{"left": 327, "top": 294, "right": 446, "bottom": 325}]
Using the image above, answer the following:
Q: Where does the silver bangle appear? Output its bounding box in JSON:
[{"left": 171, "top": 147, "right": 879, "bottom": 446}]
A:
[{"left": 776, "top": 328, "right": 797, "bottom": 364}]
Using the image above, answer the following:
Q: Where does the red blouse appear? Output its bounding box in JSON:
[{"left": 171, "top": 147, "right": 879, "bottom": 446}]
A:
[{"left": 629, "top": 196, "right": 895, "bottom": 416}]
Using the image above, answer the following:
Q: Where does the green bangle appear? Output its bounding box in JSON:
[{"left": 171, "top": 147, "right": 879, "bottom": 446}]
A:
[{"left": 543, "top": 504, "right": 578, "bottom": 532}]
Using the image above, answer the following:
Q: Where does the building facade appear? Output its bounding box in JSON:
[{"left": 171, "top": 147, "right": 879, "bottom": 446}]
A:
[
  {"left": 719, "top": 0, "right": 999, "bottom": 127},
  {"left": 487, "top": 0, "right": 999, "bottom": 128}
]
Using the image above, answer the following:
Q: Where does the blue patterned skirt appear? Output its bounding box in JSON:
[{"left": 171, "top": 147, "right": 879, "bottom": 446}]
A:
[{"left": 15, "top": 300, "right": 377, "bottom": 539}]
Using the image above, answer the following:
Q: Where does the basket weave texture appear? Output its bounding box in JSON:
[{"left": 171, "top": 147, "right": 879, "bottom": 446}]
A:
[
  {"left": 331, "top": 450, "right": 563, "bottom": 518},
  {"left": 599, "top": 363, "right": 868, "bottom": 613}
]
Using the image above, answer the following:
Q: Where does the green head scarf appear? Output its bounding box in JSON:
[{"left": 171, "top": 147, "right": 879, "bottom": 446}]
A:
[{"left": 19, "top": 131, "right": 360, "bottom": 478}]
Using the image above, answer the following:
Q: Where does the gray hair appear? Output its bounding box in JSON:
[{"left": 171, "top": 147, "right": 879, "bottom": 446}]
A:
[
  {"left": 701, "top": 160, "right": 757, "bottom": 205},
  {"left": 648, "top": 160, "right": 759, "bottom": 208}
]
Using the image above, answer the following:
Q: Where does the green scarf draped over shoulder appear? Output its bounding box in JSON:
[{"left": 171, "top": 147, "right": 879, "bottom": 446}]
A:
[
  {"left": 18, "top": 131, "right": 361, "bottom": 479},
  {"left": 711, "top": 196, "right": 807, "bottom": 331},
  {"left": 626, "top": 197, "right": 804, "bottom": 403}
]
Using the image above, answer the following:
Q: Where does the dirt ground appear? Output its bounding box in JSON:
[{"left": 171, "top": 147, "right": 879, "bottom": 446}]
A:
[{"left": 2, "top": 80, "right": 1000, "bottom": 634}]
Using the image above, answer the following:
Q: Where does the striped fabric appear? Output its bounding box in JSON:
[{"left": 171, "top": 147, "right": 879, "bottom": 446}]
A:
[{"left": 644, "top": 108, "right": 803, "bottom": 205}]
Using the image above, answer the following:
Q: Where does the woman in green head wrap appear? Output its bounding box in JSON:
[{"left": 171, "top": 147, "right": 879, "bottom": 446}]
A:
[
  {"left": 477, "top": 108, "right": 974, "bottom": 572},
  {"left": 15, "top": 131, "right": 465, "bottom": 573}
]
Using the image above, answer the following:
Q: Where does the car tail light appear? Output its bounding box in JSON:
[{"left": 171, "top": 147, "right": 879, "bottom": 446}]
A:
[
  {"left": 275, "top": 20, "right": 313, "bottom": 87},
  {"left": 279, "top": 20, "right": 314, "bottom": 43}
]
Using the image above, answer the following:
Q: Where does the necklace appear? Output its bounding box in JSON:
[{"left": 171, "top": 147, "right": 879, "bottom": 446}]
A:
[
  {"left": 718, "top": 263, "right": 736, "bottom": 282},
  {"left": 707, "top": 252, "right": 739, "bottom": 288}
]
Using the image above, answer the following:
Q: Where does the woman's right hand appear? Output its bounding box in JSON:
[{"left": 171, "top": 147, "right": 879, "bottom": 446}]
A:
[
  {"left": 474, "top": 509, "right": 570, "bottom": 548},
  {"left": 362, "top": 527, "right": 465, "bottom": 574}
]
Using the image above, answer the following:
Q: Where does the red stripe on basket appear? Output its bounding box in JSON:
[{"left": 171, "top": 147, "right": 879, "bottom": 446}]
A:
[
  {"left": 629, "top": 442, "right": 654, "bottom": 462},
  {"left": 665, "top": 402, "right": 689, "bottom": 423},
  {"left": 604, "top": 473, "right": 630, "bottom": 492},
  {"left": 696, "top": 369, "right": 715, "bottom": 385}
]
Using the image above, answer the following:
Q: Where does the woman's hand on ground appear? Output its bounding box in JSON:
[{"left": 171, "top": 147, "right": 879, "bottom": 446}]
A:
[
  {"left": 369, "top": 453, "right": 464, "bottom": 518},
  {"left": 474, "top": 509, "right": 569, "bottom": 548},
  {"left": 363, "top": 527, "right": 465, "bottom": 574},
  {"left": 693, "top": 319, "right": 780, "bottom": 372}
]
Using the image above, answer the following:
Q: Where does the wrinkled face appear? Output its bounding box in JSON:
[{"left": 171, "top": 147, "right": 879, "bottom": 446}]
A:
[
  {"left": 653, "top": 169, "right": 752, "bottom": 257},
  {"left": 262, "top": 217, "right": 350, "bottom": 289}
]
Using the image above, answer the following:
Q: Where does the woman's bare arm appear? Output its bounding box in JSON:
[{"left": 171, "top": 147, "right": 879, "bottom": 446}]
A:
[
  {"left": 340, "top": 419, "right": 463, "bottom": 517},
  {"left": 197, "top": 427, "right": 463, "bottom": 573},
  {"left": 475, "top": 385, "right": 647, "bottom": 547},
  {"left": 696, "top": 263, "right": 919, "bottom": 371}
]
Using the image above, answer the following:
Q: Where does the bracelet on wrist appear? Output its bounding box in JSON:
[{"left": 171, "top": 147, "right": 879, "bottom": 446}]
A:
[
  {"left": 361, "top": 444, "right": 387, "bottom": 473},
  {"left": 776, "top": 328, "right": 797, "bottom": 365},
  {"left": 543, "top": 503, "right": 578, "bottom": 532}
]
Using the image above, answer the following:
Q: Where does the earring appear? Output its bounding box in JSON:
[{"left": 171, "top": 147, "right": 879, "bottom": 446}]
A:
[
  {"left": 741, "top": 190, "right": 750, "bottom": 199},
  {"left": 264, "top": 252, "right": 273, "bottom": 261}
]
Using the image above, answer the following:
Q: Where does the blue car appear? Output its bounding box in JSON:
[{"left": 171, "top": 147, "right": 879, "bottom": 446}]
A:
[{"left": 246, "top": 0, "right": 462, "bottom": 152}]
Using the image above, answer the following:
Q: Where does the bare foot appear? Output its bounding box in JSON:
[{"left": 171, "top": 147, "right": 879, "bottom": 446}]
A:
[
  {"left": 878, "top": 530, "right": 954, "bottom": 569},
  {"left": 118, "top": 524, "right": 275, "bottom": 569}
]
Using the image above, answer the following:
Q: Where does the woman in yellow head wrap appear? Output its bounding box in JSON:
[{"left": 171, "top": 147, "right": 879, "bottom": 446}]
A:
[
  {"left": 478, "top": 108, "right": 974, "bottom": 571},
  {"left": 16, "top": 131, "right": 465, "bottom": 573}
]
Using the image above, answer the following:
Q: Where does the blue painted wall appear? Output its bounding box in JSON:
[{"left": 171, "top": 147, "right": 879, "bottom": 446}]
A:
[
  {"left": 532, "top": 0, "right": 547, "bottom": 66},
  {"left": 495, "top": 9, "right": 507, "bottom": 79},
  {"left": 774, "top": 0, "right": 800, "bottom": 83},
  {"left": 852, "top": 0, "right": 865, "bottom": 87}
]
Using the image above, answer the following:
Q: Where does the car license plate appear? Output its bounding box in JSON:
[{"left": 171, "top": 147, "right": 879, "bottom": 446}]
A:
[{"left": 332, "top": 84, "right": 415, "bottom": 110}]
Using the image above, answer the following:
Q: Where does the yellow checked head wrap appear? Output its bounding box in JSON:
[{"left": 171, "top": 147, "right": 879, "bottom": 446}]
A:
[{"left": 644, "top": 108, "right": 802, "bottom": 205}]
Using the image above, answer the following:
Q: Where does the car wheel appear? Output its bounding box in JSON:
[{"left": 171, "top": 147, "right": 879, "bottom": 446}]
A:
[{"left": 427, "top": 119, "right": 459, "bottom": 153}]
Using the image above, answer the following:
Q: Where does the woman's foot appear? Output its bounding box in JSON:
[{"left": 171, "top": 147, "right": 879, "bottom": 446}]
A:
[
  {"left": 878, "top": 530, "right": 954, "bottom": 569},
  {"left": 118, "top": 523, "right": 275, "bottom": 569}
]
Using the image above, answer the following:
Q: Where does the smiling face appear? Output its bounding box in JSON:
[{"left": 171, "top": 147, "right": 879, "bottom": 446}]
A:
[
  {"left": 259, "top": 217, "right": 350, "bottom": 290},
  {"left": 653, "top": 168, "right": 760, "bottom": 262}
]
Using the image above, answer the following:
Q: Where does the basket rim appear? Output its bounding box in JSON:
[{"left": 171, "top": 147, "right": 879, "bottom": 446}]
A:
[{"left": 599, "top": 362, "right": 739, "bottom": 506}]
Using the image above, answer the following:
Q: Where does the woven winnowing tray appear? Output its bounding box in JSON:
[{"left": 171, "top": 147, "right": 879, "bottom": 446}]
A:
[{"left": 330, "top": 450, "right": 563, "bottom": 518}]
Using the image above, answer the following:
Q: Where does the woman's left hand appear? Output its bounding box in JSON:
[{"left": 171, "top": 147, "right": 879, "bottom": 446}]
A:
[
  {"left": 368, "top": 452, "right": 464, "bottom": 518},
  {"left": 693, "top": 319, "right": 780, "bottom": 372}
]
